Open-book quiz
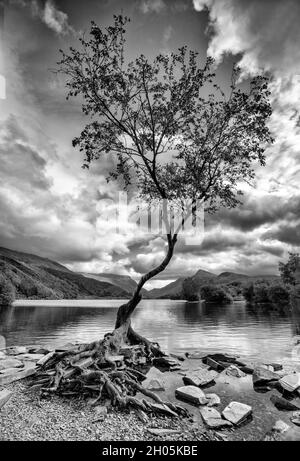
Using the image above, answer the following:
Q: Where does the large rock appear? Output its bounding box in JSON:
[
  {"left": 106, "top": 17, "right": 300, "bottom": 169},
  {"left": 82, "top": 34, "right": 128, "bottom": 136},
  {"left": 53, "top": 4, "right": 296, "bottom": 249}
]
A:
[
  {"left": 0, "top": 358, "right": 24, "bottom": 370},
  {"left": 253, "top": 365, "right": 280, "bottom": 385},
  {"left": 175, "top": 385, "right": 208, "bottom": 405},
  {"left": 0, "top": 389, "right": 12, "bottom": 409},
  {"left": 222, "top": 401, "right": 252, "bottom": 425},
  {"left": 200, "top": 407, "right": 232, "bottom": 429},
  {"left": 279, "top": 373, "right": 300, "bottom": 392},
  {"left": 270, "top": 394, "right": 300, "bottom": 411},
  {"left": 183, "top": 368, "right": 218, "bottom": 387}
]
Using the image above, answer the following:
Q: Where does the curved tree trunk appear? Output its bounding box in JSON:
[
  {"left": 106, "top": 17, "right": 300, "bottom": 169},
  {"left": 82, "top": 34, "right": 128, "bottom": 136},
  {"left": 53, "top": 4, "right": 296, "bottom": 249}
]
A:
[{"left": 114, "top": 233, "right": 177, "bottom": 332}]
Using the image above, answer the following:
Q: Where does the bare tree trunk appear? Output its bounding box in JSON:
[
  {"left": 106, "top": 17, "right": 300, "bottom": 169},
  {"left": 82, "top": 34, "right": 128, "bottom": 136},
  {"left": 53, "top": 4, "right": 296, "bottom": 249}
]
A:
[{"left": 115, "top": 234, "right": 177, "bottom": 331}]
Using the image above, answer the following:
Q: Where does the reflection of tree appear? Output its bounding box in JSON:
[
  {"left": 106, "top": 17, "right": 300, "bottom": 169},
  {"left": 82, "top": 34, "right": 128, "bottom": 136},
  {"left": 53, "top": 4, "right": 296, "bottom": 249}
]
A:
[
  {"left": 291, "top": 298, "right": 300, "bottom": 336},
  {"left": 0, "top": 304, "right": 118, "bottom": 347}
]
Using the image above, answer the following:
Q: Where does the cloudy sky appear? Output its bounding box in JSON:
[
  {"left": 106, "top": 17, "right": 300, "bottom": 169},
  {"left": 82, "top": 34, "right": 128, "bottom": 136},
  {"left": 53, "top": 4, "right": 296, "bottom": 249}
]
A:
[{"left": 0, "top": 0, "right": 299, "bottom": 289}]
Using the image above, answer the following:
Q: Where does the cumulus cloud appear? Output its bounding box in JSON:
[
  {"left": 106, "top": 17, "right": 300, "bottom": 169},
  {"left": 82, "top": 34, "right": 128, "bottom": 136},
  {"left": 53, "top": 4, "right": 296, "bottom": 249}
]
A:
[
  {"left": 13, "top": 0, "right": 75, "bottom": 35},
  {"left": 139, "top": 0, "right": 166, "bottom": 14}
]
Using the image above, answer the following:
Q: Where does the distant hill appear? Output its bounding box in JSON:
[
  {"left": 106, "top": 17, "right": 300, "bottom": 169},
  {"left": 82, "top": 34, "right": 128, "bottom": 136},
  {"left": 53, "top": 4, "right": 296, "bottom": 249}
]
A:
[
  {"left": 0, "top": 247, "right": 128, "bottom": 300},
  {"left": 147, "top": 269, "right": 279, "bottom": 299},
  {"left": 147, "top": 278, "right": 185, "bottom": 299},
  {"left": 81, "top": 272, "right": 148, "bottom": 297}
]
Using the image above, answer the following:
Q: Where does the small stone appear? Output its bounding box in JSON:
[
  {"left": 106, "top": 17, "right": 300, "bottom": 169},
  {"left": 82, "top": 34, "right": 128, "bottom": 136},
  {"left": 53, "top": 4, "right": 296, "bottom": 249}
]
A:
[
  {"left": 225, "top": 364, "right": 246, "bottom": 378},
  {"left": 291, "top": 411, "right": 300, "bottom": 426},
  {"left": 205, "top": 393, "right": 221, "bottom": 407},
  {"left": 175, "top": 385, "right": 208, "bottom": 405},
  {"left": 0, "top": 358, "right": 24, "bottom": 370},
  {"left": 0, "top": 363, "right": 36, "bottom": 386},
  {"left": 145, "top": 378, "right": 165, "bottom": 391},
  {"left": 147, "top": 428, "right": 182, "bottom": 436},
  {"left": 0, "top": 389, "right": 12, "bottom": 409},
  {"left": 200, "top": 407, "right": 232, "bottom": 429},
  {"left": 6, "top": 346, "right": 27, "bottom": 355},
  {"left": 273, "top": 420, "right": 290, "bottom": 433},
  {"left": 279, "top": 373, "right": 300, "bottom": 393},
  {"left": 222, "top": 401, "right": 252, "bottom": 425}
]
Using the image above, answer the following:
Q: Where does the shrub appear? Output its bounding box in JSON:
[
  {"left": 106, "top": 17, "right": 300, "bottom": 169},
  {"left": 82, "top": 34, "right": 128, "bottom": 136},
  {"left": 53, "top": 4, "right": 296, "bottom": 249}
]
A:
[
  {"left": 200, "top": 284, "right": 232, "bottom": 304},
  {"left": 267, "top": 284, "right": 290, "bottom": 305}
]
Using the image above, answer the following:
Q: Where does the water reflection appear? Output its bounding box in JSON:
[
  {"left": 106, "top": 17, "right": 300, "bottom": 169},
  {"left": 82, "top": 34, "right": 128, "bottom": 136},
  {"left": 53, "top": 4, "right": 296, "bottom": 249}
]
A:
[{"left": 1, "top": 299, "right": 300, "bottom": 367}]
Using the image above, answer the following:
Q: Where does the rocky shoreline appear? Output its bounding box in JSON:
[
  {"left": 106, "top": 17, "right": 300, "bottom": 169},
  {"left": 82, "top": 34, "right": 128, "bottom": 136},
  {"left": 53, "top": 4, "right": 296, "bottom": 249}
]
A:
[{"left": 1, "top": 343, "right": 300, "bottom": 441}]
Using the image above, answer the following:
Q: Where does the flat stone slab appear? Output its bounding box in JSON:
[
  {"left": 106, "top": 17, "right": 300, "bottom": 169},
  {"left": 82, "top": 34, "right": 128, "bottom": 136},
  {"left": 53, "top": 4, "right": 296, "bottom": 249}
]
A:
[
  {"left": 222, "top": 401, "right": 252, "bottom": 425},
  {"left": 143, "top": 367, "right": 166, "bottom": 391},
  {"left": 183, "top": 368, "right": 218, "bottom": 387},
  {"left": 279, "top": 373, "right": 300, "bottom": 392},
  {"left": 17, "top": 353, "right": 45, "bottom": 362},
  {"left": 0, "top": 389, "right": 12, "bottom": 409},
  {"left": 253, "top": 365, "right": 280, "bottom": 385},
  {"left": 147, "top": 428, "right": 182, "bottom": 436},
  {"left": 6, "top": 346, "right": 28, "bottom": 355},
  {"left": 175, "top": 385, "right": 207, "bottom": 405},
  {"left": 0, "top": 358, "right": 24, "bottom": 370},
  {"left": 200, "top": 407, "right": 232, "bottom": 429}
]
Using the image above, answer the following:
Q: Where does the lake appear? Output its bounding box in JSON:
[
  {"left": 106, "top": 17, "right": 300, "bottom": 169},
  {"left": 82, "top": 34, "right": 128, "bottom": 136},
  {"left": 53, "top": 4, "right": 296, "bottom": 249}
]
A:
[{"left": 1, "top": 299, "right": 300, "bottom": 367}]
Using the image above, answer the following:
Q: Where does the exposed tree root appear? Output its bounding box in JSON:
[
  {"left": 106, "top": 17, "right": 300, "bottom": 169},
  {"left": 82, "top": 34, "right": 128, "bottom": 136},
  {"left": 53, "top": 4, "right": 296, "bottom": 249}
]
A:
[{"left": 28, "top": 323, "right": 188, "bottom": 418}]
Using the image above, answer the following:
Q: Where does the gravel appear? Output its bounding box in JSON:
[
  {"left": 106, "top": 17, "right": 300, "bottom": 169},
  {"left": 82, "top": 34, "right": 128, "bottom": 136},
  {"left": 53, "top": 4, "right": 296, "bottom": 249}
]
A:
[{"left": 0, "top": 381, "right": 220, "bottom": 441}]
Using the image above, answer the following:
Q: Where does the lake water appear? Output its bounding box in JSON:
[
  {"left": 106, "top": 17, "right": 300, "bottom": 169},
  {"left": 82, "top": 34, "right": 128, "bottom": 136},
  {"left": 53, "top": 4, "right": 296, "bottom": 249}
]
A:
[{"left": 1, "top": 299, "right": 300, "bottom": 367}]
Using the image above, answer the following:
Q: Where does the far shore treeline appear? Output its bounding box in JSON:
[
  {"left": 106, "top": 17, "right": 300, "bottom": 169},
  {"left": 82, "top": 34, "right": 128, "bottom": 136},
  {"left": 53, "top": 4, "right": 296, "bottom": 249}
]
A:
[{"left": 0, "top": 246, "right": 299, "bottom": 308}]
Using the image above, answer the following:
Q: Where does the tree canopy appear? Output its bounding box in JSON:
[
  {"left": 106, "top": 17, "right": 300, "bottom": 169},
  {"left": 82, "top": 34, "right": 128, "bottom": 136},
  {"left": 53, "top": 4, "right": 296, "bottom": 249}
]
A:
[{"left": 58, "top": 15, "right": 273, "bottom": 226}]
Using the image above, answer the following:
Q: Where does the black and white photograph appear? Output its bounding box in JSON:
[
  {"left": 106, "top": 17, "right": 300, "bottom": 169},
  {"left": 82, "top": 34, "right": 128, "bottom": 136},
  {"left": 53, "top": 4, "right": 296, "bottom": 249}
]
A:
[{"left": 0, "top": 0, "right": 300, "bottom": 447}]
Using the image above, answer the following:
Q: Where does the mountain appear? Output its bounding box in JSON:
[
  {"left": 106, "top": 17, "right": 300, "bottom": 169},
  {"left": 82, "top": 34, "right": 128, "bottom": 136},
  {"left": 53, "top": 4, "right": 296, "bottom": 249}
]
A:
[
  {"left": 81, "top": 272, "right": 148, "bottom": 296},
  {"left": 0, "top": 246, "right": 128, "bottom": 300},
  {"left": 147, "top": 278, "right": 185, "bottom": 299},
  {"left": 146, "top": 269, "right": 279, "bottom": 299}
]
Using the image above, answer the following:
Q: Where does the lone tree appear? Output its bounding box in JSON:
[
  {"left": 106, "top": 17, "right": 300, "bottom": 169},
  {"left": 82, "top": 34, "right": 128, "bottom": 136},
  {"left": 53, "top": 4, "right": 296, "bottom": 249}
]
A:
[
  {"left": 0, "top": 274, "right": 15, "bottom": 307},
  {"left": 31, "top": 16, "right": 273, "bottom": 413}
]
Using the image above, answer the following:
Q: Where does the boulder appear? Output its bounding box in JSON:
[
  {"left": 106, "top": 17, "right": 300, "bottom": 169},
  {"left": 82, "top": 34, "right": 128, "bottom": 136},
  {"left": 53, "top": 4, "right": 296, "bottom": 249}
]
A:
[
  {"left": 205, "top": 393, "right": 221, "bottom": 407},
  {"left": 222, "top": 401, "right": 252, "bottom": 425},
  {"left": 0, "top": 358, "right": 24, "bottom": 370},
  {"left": 0, "top": 389, "right": 12, "bottom": 409},
  {"left": 200, "top": 407, "right": 232, "bottom": 429},
  {"left": 175, "top": 385, "right": 208, "bottom": 405},
  {"left": 270, "top": 394, "right": 300, "bottom": 411},
  {"left": 225, "top": 364, "right": 246, "bottom": 378},
  {"left": 291, "top": 411, "right": 300, "bottom": 426},
  {"left": 253, "top": 365, "right": 280, "bottom": 385},
  {"left": 279, "top": 373, "right": 300, "bottom": 392}
]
